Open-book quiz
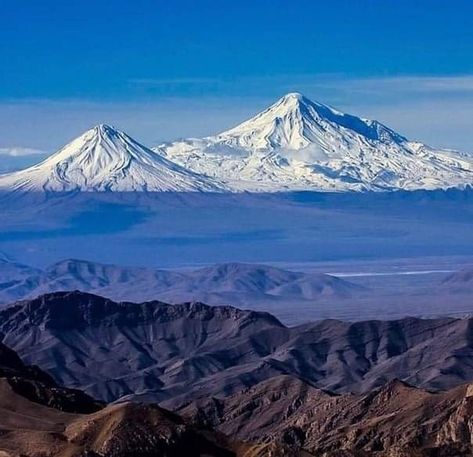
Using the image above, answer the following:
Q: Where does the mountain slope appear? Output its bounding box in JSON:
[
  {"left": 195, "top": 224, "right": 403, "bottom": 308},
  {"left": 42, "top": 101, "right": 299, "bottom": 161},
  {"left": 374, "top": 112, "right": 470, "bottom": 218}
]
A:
[
  {"left": 0, "top": 124, "right": 224, "bottom": 192},
  {"left": 1, "top": 291, "right": 473, "bottom": 408},
  {"left": 157, "top": 92, "right": 473, "bottom": 191},
  {"left": 0, "top": 375, "right": 300, "bottom": 457},
  {"left": 440, "top": 267, "right": 473, "bottom": 290}
]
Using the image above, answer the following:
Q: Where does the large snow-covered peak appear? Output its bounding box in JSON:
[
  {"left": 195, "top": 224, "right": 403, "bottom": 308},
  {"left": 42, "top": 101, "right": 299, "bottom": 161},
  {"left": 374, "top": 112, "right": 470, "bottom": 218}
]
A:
[
  {"left": 0, "top": 124, "right": 224, "bottom": 192},
  {"left": 157, "top": 93, "right": 473, "bottom": 192},
  {"left": 212, "top": 92, "right": 405, "bottom": 151}
]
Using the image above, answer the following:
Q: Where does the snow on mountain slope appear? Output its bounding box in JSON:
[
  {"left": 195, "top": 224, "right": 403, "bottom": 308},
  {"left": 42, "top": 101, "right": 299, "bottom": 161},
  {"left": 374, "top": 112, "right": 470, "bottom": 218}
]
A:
[
  {"left": 156, "top": 93, "right": 473, "bottom": 192},
  {"left": 0, "top": 124, "right": 224, "bottom": 192}
]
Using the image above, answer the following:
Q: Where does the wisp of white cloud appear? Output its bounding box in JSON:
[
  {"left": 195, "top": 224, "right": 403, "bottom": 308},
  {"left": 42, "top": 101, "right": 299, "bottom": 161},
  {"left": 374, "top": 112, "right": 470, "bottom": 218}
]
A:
[{"left": 0, "top": 147, "right": 47, "bottom": 157}]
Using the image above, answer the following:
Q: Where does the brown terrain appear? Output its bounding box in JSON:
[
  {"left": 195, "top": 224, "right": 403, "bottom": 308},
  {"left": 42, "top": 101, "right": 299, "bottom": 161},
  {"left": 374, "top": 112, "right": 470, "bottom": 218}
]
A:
[
  {"left": 0, "top": 345, "right": 472, "bottom": 456},
  {"left": 182, "top": 375, "right": 473, "bottom": 456},
  {"left": 0, "top": 291, "right": 472, "bottom": 456},
  {"left": 0, "top": 378, "right": 292, "bottom": 457},
  {"left": 0, "top": 339, "right": 297, "bottom": 457}
]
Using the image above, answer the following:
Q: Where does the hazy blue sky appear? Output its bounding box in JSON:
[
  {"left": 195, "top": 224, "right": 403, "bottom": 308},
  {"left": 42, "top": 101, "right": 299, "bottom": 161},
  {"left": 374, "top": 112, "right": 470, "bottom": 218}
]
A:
[{"left": 1, "top": 0, "right": 473, "bottom": 154}]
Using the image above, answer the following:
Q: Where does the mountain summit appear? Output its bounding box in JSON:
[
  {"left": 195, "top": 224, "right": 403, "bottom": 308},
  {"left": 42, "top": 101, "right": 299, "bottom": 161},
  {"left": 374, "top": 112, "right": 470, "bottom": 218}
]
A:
[
  {"left": 215, "top": 92, "right": 405, "bottom": 150},
  {"left": 0, "top": 124, "right": 223, "bottom": 192},
  {"left": 157, "top": 92, "right": 473, "bottom": 192}
]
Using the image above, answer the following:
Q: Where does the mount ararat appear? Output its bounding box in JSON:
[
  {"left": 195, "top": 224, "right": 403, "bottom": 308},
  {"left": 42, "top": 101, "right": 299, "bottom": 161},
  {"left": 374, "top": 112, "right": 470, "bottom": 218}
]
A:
[{"left": 0, "top": 93, "right": 472, "bottom": 192}]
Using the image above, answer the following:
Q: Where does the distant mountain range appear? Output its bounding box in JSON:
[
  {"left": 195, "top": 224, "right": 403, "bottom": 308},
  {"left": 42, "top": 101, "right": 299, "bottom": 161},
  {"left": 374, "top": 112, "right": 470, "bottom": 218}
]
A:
[
  {"left": 0, "top": 258, "right": 363, "bottom": 307},
  {"left": 157, "top": 92, "right": 473, "bottom": 192},
  {"left": 2, "top": 291, "right": 472, "bottom": 409},
  {"left": 1, "top": 93, "right": 472, "bottom": 192}
]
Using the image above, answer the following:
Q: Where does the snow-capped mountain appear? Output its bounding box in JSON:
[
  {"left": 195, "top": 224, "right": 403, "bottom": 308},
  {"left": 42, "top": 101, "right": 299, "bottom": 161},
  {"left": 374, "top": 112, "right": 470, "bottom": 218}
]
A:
[
  {"left": 1, "top": 95, "right": 472, "bottom": 193},
  {"left": 156, "top": 93, "right": 473, "bottom": 191},
  {"left": 0, "top": 124, "right": 224, "bottom": 192}
]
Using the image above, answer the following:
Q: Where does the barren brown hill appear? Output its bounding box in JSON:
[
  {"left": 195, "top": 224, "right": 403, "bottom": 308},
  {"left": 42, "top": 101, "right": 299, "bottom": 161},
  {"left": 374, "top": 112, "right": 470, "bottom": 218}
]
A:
[
  {"left": 182, "top": 375, "right": 473, "bottom": 457},
  {"left": 0, "top": 339, "right": 471, "bottom": 457},
  {"left": 0, "top": 377, "right": 306, "bottom": 457},
  {"left": 0, "top": 340, "right": 298, "bottom": 457}
]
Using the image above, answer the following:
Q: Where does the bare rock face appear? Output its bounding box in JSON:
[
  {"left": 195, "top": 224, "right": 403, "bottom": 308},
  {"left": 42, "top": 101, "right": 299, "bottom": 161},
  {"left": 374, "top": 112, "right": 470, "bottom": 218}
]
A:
[
  {"left": 182, "top": 375, "right": 473, "bottom": 457},
  {"left": 0, "top": 377, "right": 273, "bottom": 457},
  {"left": 65, "top": 402, "right": 238, "bottom": 457},
  {"left": 434, "top": 386, "right": 473, "bottom": 450}
]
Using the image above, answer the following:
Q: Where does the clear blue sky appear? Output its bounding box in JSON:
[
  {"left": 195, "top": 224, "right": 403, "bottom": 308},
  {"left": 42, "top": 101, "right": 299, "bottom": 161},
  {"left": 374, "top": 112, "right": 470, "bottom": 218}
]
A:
[{"left": 1, "top": 0, "right": 473, "bottom": 152}]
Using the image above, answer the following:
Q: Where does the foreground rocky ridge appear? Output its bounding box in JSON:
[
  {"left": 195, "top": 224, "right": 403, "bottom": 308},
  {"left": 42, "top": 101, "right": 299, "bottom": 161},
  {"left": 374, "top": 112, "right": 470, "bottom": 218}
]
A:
[
  {"left": 182, "top": 375, "right": 473, "bottom": 456},
  {"left": 0, "top": 339, "right": 291, "bottom": 457},
  {"left": 0, "top": 338, "right": 102, "bottom": 414},
  {"left": 0, "top": 292, "right": 472, "bottom": 456},
  {"left": 0, "top": 325, "right": 471, "bottom": 456}
]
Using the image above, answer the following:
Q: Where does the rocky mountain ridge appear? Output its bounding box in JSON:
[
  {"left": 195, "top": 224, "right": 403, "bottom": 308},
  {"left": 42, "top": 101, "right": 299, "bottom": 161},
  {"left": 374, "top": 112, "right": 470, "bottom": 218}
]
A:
[{"left": 1, "top": 291, "right": 472, "bottom": 408}]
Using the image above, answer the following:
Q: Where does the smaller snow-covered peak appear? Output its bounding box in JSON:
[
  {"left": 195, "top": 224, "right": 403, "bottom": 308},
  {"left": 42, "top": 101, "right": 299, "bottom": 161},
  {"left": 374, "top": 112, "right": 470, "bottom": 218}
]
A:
[
  {"left": 282, "top": 91, "right": 304, "bottom": 100},
  {"left": 73, "top": 123, "right": 127, "bottom": 144},
  {"left": 0, "top": 125, "right": 225, "bottom": 192},
  {"left": 40, "top": 123, "right": 145, "bottom": 168},
  {"left": 77, "top": 123, "right": 118, "bottom": 138}
]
